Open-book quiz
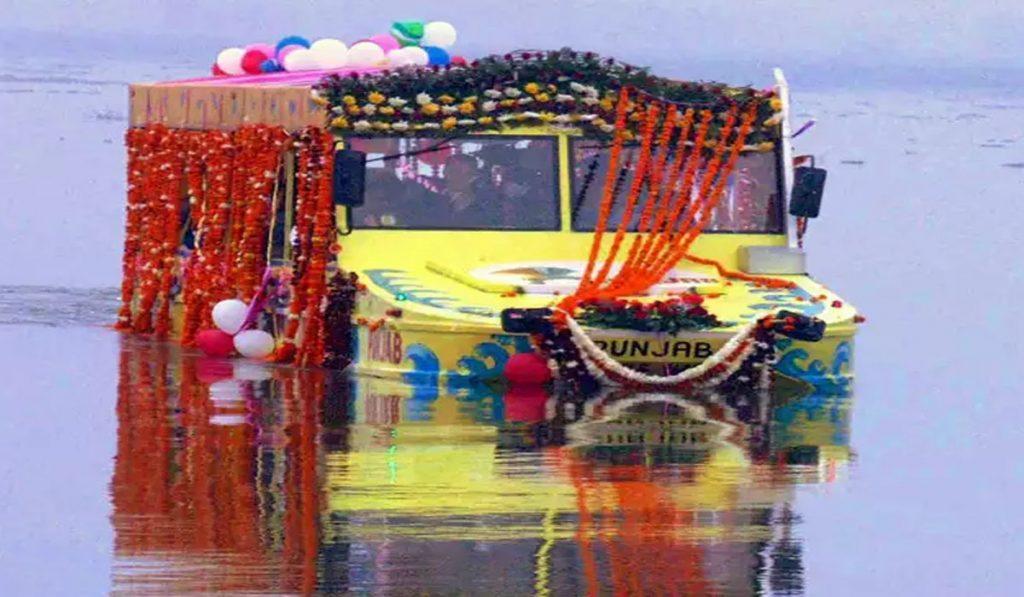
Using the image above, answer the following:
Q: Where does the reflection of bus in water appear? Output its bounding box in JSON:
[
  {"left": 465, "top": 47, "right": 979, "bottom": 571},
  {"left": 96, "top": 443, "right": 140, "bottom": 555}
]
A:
[{"left": 110, "top": 342, "right": 851, "bottom": 595}]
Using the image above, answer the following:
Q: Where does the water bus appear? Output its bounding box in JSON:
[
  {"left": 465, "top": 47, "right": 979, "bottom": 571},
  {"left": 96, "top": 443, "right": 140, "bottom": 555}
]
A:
[{"left": 116, "top": 30, "right": 857, "bottom": 396}]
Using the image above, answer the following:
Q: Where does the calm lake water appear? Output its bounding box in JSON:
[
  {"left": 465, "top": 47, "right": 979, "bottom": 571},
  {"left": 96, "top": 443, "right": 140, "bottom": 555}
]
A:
[{"left": 1, "top": 54, "right": 1024, "bottom": 596}]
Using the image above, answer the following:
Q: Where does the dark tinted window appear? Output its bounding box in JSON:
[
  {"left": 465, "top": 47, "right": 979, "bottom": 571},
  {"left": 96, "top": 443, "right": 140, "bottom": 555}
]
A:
[
  {"left": 347, "top": 136, "right": 560, "bottom": 230},
  {"left": 570, "top": 139, "right": 783, "bottom": 233}
]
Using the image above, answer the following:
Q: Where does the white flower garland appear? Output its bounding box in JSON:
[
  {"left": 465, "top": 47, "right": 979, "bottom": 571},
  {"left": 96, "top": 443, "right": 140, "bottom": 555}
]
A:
[{"left": 563, "top": 314, "right": 763, "bottom": 387}]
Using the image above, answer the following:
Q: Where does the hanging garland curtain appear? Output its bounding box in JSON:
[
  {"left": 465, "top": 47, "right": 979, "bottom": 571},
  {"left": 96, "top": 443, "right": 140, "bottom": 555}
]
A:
[
  {"left": 558, "top": 87, "right": 789, "bottom": 323},
  {"left": 116, "top": 124, "right": 336, "bottom": 367}
]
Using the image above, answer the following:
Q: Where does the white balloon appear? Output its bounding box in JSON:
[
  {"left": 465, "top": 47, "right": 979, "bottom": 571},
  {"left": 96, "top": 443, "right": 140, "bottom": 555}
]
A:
[
  {"left": 310, "top": 38, "right": 349, "bottom": 69},
  {"left": 212, "top": 299, "right": 248, "bottom": 335},
  {"left": 387, "top": 48, "right": 413, "bottom": 67},
  {"left": 402, "top": 46, "right": 430, "bottom": 66},
  {"left": 216, "top": 47, "right": 246, "bottom": 75},
  {"left": 233, "top": 361, "right": 273, "bottom": 382},
  {"left": 208, "top": 379, "right": 243, "bottom": 404},
  {"left": 282, "top": 48, "right": 320, "bottom": 71},
  {"left": 348, "top": 41, "right": 386, "bottom": 67},
  {"left": 210, "top": 414, "right": 247, "bottom": 426},
  {"left": 233, "top": 329, "right": 276, "bottom": 359},
  {"left": 422, "top": 22, "right": 457, "bottom": 48}
]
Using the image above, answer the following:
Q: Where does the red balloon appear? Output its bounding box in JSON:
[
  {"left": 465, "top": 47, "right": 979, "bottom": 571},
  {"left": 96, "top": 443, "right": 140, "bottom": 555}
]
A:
[
  {"left": 196, "top": 357, "right": 234, "bottom": 383},
  {"left": 450, "top": 55, "right": 467, "bottom": 66},
  {"left": 196, "top": 329, "right": 236, "bottom": 358},
  {"left": 504, "top": 352, "right": 552, "bottom": 386},
  {"left": 211, "top": 63, "right": 228, "bottom": 76},
  {"left": 504, "top": 385, "right": 550, "bottom": 423},
  {"left": 240, "top": 49, "right": 269, "bottom": 74}
]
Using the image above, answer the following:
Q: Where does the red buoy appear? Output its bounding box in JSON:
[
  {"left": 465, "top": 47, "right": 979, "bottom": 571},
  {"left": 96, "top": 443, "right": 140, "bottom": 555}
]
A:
[{"left": 504, "top": 352, "right": 552, "bottom": 386}]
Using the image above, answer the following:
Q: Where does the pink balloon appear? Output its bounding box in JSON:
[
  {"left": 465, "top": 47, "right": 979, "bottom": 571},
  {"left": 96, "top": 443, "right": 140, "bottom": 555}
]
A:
[
  {"left": 276, "top": 44, "right": 304, "bottom": 62},
  {"left": 246, "top": 42, "right": 276, "bottom": 57},
  {"left": 368, "top": 34, "right": 401, "bottom": 53}
]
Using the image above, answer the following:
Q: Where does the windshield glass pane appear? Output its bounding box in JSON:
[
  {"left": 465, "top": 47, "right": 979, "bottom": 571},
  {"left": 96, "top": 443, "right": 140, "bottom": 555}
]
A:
[
  {"left": 570, "top": 139, "right": 783, "bottom": 233},
  {"left": 347, "top": 136, "right": 560, "bottom": 230}
]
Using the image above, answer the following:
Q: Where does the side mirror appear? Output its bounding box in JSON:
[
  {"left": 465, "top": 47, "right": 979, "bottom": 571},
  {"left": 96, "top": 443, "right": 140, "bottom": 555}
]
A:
[
  {"left": 332, "top": 149, "right": 366, "bottom": 207},
  {"left": 789, "top": 157, "right": 826, "bottom": 218}
]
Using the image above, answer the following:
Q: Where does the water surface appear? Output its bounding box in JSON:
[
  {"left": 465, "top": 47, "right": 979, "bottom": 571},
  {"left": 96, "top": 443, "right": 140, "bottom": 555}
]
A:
[{"left": 2, "top": 52, "right": 1024, "bottom": 596}]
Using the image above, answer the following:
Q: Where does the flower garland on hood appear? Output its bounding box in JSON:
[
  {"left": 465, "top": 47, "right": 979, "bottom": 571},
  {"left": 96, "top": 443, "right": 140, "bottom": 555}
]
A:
[{"left": 562, "top": 313, "right": 775, "bottom": 392}]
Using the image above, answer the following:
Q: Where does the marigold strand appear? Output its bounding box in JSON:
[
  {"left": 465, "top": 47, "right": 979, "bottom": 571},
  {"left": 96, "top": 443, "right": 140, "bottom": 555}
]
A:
[
  {"left": 588, "top": 103, "right": 661, "bottom": 294},
  {"left": 604, "top": 104, "right": 680, "bottom": 294},
  {"left": 611, "top": 108, "right": 694, "bottom": 293},
  {"left": 649, "top": 103, "right": 759, "bottom": 284},
  {"left": 576, "top": 87, "right": 631, "bottom": 296}
]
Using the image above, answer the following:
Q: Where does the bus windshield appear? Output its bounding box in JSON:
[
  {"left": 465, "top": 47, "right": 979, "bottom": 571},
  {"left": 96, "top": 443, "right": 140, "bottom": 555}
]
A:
[
  {"left": 347, "top": 136, "right": 561, "bottom": 231},
  {"left": 570, "top": 138, "right": 784, "bottom": 233}
]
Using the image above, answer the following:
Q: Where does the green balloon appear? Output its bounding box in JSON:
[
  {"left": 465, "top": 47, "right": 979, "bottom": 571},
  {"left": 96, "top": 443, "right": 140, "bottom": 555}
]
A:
[{"left": 390, "top": 20, "right": 425, "bottom": 45}]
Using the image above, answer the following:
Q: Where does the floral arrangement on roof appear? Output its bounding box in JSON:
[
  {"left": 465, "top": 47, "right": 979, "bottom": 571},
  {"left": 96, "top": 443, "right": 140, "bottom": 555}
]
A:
[{"left": 313, "top": 49, "right": 783, "bottom": 148}]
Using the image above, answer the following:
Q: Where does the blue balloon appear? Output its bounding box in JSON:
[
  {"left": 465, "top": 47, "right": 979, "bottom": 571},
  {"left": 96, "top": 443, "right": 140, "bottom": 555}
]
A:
[
  {"left": 423, "top": 46, "right": 450, "bottom": 66},
  {"left": 260, "top": 58, "right": 280, "bottom": 73},
  {"left": 275, "top": 35, "right": 311, "bottom": 54}
]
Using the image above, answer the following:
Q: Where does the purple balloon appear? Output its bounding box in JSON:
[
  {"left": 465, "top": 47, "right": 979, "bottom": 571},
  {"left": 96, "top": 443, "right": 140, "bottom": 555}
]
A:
[
  {"left": 368, "top": 33, "right": 401, "bottom": 54},
  {"left": 276, "top": 44, "right": 304, "bottom": 62}
]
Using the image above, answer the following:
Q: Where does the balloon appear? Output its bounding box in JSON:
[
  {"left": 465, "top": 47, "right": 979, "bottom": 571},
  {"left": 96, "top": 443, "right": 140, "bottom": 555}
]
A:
[
  {"left": 369, "top": 33, "right": 401, "bottom": 53},
  {"left": 390, "top": 20, "right": 425, "bottom": 46},
  {"left": 276, "top": 44, "right": 304, "bottom": 63},
  {"left": 216, "top": 47, "right": 246, "bottom": 75},
  {"left": 233, "top": 329, "right": 276, "bottom": 359},
  {"left": 234, "top": 362, "right": 273, "bottom": 382},
  {"left": 210, "top": 413, "right": 247, "bottom": 426},
  {"left": 504, "top": 385, "right": 550, "bottom": 423},
  {"left": 348, "top": 41, "right": 386, "bottom": 67},
  {"left": 259, "top": 58, "right": 279, "bottom": 73},
  {"left": 450, "top": 55, "right": 467, "bottom": 66},
  {"left": 282, "top": 48, "right": 319, "bottom": 71},
  {"left": 423, "top": 46, "right": 450, "bottom": 66},
  {"left": 212, "top": 299, "right": 248, "bottom": 335},
  {"left": 422, "top": 21, "right": 457, "bottom": 48},
  {"left": 196, "top": 357, "right": 234, "bottom": 384},
  {"left": 402, "top": 46, "right": 430, "bottom": 66},
  {"left": 208, "top": 379, "right": 243, "bottom": 404},
  {"left": 309, "top": 38, "right": 349, "bottom": 69},
  {"left": 196, "top": 329, "right": 236, "bottom": 358},
  {"left": 246, "top": 42, "right": 276, "bottom": 56},
  {"left": 503, "top": 352, "right": 552, "bottom": 386},
  {"left": 211, "top": 63, "right": 227, "bottom": 76},
  {"left": 241, "top": 48, "right": 270, "bottom": 74},
  {"left": 387, "top": 48, "right": 413, "bottom": 67},
  {"left": 275, "top": 35, "right": 311, "bottom": 54}
]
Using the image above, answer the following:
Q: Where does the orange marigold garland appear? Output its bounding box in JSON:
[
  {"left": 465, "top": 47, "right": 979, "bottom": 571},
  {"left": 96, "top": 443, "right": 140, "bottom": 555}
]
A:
[
  {"left": 118, "top": 123, "right": 338, "bottom": 364},
  {"left": 132, "top": 125, "right": 176, "bottom": 333},
  {"left": 115, "top": 128, "right": 148, "bottom": 329},
  {"left": 178, "top": 131, "right": 214, "bottom": 344},
  {"left": 154, "top": 133, "right": 187, "bottom": 338},
  {"left": 296, "top": 131, "right": 336, "bottom": 368},
  {"left": 234, "top": 126, "right": 289, "bottom": 302},
  {"left": 272, "top": 132, "right": 312, "bottom": 363}
]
